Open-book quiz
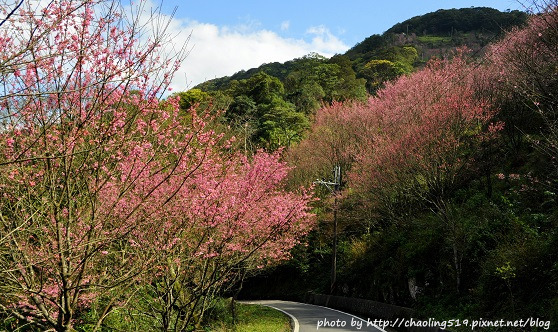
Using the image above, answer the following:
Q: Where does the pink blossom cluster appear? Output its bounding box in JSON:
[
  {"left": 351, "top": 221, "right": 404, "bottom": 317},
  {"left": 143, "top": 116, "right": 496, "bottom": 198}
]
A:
[{"left": 0, "top": 1, "right": 314, "bottom": 329}]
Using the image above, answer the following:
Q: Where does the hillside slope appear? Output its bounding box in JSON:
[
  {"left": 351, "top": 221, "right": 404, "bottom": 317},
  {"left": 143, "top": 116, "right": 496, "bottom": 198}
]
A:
[{"left": 195, "top": 7, "right": 527, "bottom": 94}]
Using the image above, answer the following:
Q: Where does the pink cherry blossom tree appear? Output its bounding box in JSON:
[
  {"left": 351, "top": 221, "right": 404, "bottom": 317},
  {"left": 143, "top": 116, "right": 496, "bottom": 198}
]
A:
[
  {"left": 0, "top": 0, "right": 188, "bottom": 329},
  {"left": 486, "top": 2, "right": 558, "bottom": 175},
  {"left": 0, "top": 1, "right": 315, "bottom": 330},
  {"left": 350, "top": 54, "right": 501, "bottom": 291},
  {"left": 291, "top": 52, "right": 501, "bottom": 293},
  {"left": 350, "top": 54, "right": 499, "bottom": 210},
  {"left": 129, "top": 150, "right": 314, "bottom": 331}
]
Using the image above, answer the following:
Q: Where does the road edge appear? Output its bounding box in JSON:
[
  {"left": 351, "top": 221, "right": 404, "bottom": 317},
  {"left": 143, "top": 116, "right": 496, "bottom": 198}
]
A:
[
  {"left": 296, "top": 301, "right": 388, "bottom": 332},
  {"left": 260, "top": 304, "right": 300, "bottom": 332}
]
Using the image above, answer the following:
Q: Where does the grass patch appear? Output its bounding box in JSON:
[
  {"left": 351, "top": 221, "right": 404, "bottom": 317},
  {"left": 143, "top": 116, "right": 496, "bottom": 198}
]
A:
[
  {"left": 74, "top": 295, "right": 290, "bottom": 331},
  {"left": 209, "top": 300, "right": 291, "bottom": 332},
  {"left": 417, "top": 35, "right": 452, "bottom": 47}
]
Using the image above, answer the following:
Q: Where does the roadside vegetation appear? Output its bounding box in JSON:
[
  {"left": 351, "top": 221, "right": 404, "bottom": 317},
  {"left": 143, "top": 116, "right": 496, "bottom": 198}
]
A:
[
  {"left": 234, "top": 1, "right": 558, "bottom": 325},
  {"left": 1, "top": 0, "right": 556, "bottom": 330},
  {"left": 208, "top": 300, "right": 291, "bottom": 332}
]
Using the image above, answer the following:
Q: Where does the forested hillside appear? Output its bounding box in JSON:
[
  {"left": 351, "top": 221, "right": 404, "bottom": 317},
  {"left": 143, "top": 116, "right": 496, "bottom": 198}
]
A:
[
  {"left": 197, "top": 7, "right": 527, "bottom": 95},
  {"left": 215, "top": 5, "right": 555, "bottom": 327},
  {"left": 2, "top": 2, "right": 555, "bottom": 331},
  {"left": 184, "top": 8, "right": 527, "bottom": 155}
]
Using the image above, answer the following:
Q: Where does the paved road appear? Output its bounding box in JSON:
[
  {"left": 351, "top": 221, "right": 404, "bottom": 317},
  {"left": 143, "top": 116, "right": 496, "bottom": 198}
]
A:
[{"left": 245, "top": 300, "right": 386, "bottom": 332}]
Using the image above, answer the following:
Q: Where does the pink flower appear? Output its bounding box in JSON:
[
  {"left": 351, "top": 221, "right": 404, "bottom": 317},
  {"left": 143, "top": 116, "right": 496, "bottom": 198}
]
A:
[
  {"left": 509, "top": 174, "right": 520, "bottom": 180},
  {"left": 6, "top": 138, "right": 15, "bottom": 148}
]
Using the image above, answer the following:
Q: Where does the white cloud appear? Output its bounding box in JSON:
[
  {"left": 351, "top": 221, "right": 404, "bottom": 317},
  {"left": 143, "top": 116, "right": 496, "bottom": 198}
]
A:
[
  {"left": 305, "top": 25, "right": 348, "bottom": 55},
  {"left": 163, "top": 20, "right": 349, "bottom": 91},
  {"left": 126, "top": 1, "right": 349, "bottom": 92},
  {"left": 280, "top": 20, "right": 290, "bottom": 31}
]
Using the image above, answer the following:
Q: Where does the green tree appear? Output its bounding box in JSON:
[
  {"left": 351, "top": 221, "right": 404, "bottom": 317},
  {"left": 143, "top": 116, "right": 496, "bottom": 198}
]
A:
[
  {"left": 174, "top": 88, "right": 210, "bottom": 111},
  {"left": 232, "top": 72, "right": 285, "bottom": 105},
  {"left": 260, "top": 97, "right": 309, "bottom": 149},
  {"left": 285, "top": 70, "right": 326, "bottom": 114},
  {"left": 285, "top": 54, "right": 367, "bottom": 114},
  {"left": 361, "top": 59, "right": 406, "bottom": 93},
  {"left": 327, "top": 55, "right": 367, "bottom": 102},
  {"left": 226, "top": 95, "right": 258, "bottom": 153},
  {"left": 360, "top": 46, "right": 418, "bottom": 93},
  {"left": 224, "top": 72, "right": 309, "bottom": 150}
]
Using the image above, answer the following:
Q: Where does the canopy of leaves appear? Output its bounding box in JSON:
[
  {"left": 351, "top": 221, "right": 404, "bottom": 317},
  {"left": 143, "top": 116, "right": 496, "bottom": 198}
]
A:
[
  {"left": 252, "top": 4, "right": 558, "bottom": 325},
  {"left": 190, "top": 7, "right": 527, "bottom": 145},
  {"left": 0, "top": 1, "right": 315, "bottom": 330},
  {"left": 385, "top": 7, "right": 528, "bottom": 36}
]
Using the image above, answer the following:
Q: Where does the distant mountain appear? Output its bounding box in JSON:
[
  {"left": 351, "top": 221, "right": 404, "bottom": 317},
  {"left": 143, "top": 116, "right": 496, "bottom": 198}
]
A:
[
  {"left": 195, "top": 7, "right": 528, "bottom": 93},
  {"left": 195, "top": 57, "right": 302, "bottom": 92},
  {"left": 346, "top": 7, "right": 527, "bottom": 65},
  {"left": 385, "top": 7, "right": 527, "bottom": 35}
]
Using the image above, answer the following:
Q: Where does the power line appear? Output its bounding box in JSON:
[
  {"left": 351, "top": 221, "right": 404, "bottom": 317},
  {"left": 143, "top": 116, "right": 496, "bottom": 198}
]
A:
[{"left": 0, "top": 0, "right": 24, "bottom": 28}]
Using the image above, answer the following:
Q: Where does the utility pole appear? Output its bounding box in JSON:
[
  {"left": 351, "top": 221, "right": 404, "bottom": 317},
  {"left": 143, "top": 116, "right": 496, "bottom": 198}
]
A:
[{"left": 314, "top": 165, "right": 341, "bottom": 294}]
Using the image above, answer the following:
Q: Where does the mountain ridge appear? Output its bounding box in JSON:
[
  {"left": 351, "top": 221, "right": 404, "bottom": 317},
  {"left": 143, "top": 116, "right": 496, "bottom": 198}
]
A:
[{"left": 194, "top": 7, "right": 527, "bottom": 92}]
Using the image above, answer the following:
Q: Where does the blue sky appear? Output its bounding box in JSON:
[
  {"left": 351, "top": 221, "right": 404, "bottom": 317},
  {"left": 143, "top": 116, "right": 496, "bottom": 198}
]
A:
[{"left": 156, "top": 0, "right": 526, "bottom": 90}]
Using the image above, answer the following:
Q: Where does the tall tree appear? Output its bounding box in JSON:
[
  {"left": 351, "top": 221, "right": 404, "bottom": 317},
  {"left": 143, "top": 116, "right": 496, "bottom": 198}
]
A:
[
  {"left": 225, "top": 72, "right": 308, "bottom": 150},
  {"left": 486, "top": 2, "right": 558, "bottom": 177},
  {"left": 290, "top": 52, "right": 501, "bottom": 293},
  {"left": 0, "top": 1, "right": 187, "bottom": 328},
  {"left": 0, "top": 1, "right": 315, "bottom": 330}
]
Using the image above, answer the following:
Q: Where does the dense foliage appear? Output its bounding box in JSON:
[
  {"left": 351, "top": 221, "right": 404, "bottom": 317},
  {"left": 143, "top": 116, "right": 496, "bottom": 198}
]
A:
[
  {"left": 241, "top": 2, "right": 558, "bottom": 326},
  {"left": 189, "top": 7, "right": 528, "bottom": 155},
  {"left": 192, "top": 54, "right": 367, "bottom": 151},
  {"left": 0, "top": 1, "right": 314, "bottom": 331},
  {"left": 1, "top": 1, "right": 555, "bottom": 330},
  {"left": 385, "top": 7, "right": 527, "bottom": 36}
]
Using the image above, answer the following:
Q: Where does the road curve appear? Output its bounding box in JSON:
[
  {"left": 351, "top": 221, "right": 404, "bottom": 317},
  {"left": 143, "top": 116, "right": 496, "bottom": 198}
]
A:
[{"left": 244, "top": 300, "right": 386, "bottom": 332}]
